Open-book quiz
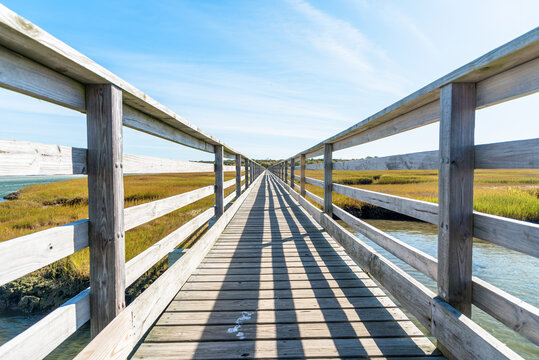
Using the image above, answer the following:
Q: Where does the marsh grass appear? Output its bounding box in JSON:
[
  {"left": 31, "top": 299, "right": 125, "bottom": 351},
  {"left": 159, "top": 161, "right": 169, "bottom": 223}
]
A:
[
  {"left": 0, "top": 172, "right": 240, "bottom": 312},
  {"left": 301, "top": 169, "right": 538, "bottom": 223}
]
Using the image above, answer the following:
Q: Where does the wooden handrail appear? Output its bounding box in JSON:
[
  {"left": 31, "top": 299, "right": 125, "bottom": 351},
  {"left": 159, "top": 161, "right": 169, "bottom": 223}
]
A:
[
  {"left": 272, "top": 173, "right": 525, "bottom": 359},
  {"left": 0, "top": 4, "right": 265, "bottom": 357},
  {"left": 0, "top": 1, "right": 536, "bottom": 358},
  {"left": 0, "top": 138, "right": 238, "bottom": 176},
  {"left": 268, "top": 27, "right": 539, "bottom": 359},
  {"left": 286, "top": 28, "right": 538, "bottom": 159}
]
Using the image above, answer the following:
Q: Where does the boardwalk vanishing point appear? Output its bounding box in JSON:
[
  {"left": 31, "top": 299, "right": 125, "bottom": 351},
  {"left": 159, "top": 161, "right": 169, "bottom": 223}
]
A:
[
  {"left": 0, "top": 4, "right": 537, "bottom": 360},
  {"left": 132, "top": 175, "right": 442, "bottom": 359}
]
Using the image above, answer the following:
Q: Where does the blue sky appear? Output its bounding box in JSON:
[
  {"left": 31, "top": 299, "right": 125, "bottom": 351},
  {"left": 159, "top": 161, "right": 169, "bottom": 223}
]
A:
[{"left": 0, "top": 0, "right": 537, "bottom": 161}]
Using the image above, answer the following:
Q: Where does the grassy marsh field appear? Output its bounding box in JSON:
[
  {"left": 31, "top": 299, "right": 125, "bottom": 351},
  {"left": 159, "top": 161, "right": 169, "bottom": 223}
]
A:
[
  {"left": 298, "top": 169, "right": 539, "bottom": 223},
  {"left": 0, "top": 168, "right": 537, "bottom": 313},
  {"left": 0, "top": 172, "right": 239, "bottom": 312}
]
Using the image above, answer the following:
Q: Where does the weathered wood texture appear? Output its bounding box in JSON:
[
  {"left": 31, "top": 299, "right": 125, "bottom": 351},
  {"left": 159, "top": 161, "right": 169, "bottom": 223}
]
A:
[
  {"left": 300, "top": 154, "right": 306, "bottom": 196},
  {"left": 0, "top": 184, "right": 216, "bottom": 290},
  {"left": 123, "top": 153, "right": 235, "bottom": 173},
  {"left": 124, "top": 185, "right": 214, "bottom": 231},
  {"left": 274, "top": 174, "right": 523, "bottom": 360},
  {"left": 74, "top": 173, "right": 263, "bottom": 360},
  {"left": 0, "top": 288, "right": 91, "bottom": 360},
  {"left": 214, "top": 145, "right": 224, "bottom": 219},
  {"left": 0, "top": 207, "right": 218, "bottom": 360},
  {"left": 0, "top": 139, "right": 87, "bottom": 175},
  {"left": 122, "top": 105, "right": 214, "bottom": 153},
  {"left": 131, "top": 174, "right": 440, "bottom": 360},
  {"left": 0, "top": 43, "right": 85, "bottom": 111},
  {"left": 332, "top": 183, "right": 438, "bottom": 223},
  {"left": 236, "top": 154, "right": 242, "bottom": 197},
  {"left": 0, "top": 219, "right": 88, "bottom": 286},
  {"left": 0, "top": 4, "right": 249, "bottom": 156},
  {"left": 331, "top": 203, "right": 539, "bottom": 345},
  {"left": 305, "top": 138, "right": 538, "bottom": 171},
  {"left": 305, "top": 176, "right": 324, "bottom": 187},
  {"left": 438, "top": 83, "right": 475, "bottom": 317},
  {"left": 5, "top": 134, "right": 532, "bottom": 177},
  {"left": 290, "top": 28, "right": 539, "bottom": 159},
  {"left": 323, "top": 143, "right": 333, "bottom": 215},
  {"left": 245, "top": 160, "right": 249, "bottom": 189},
  {"left": 331, "top": 182, "right": 539, "bottom": 258},
  {"left": 290, "top": 158, "right": 295, "bottom": 186},
  {"left": 86, "top": 84, "right": 125, "bottom": 337},
  {"left": 307, "top": 149, "right": 438, "bottom": 171},
  {"left": 125, "top": 207, "right": 215, "bottom": 286},
  {"left": 0, "top": 139, "right": 238, "bottom": 176}
]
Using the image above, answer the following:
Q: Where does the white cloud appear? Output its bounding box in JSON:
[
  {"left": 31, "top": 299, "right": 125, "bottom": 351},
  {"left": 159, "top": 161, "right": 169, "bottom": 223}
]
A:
[{"left": 286, "top": 0, "right": 405, "bottom": 96}]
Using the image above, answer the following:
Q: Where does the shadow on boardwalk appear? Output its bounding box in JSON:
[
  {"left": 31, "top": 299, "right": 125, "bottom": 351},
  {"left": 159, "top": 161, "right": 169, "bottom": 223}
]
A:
[{"left": 133, "top": 174, "right": 441, "bottom": 359}]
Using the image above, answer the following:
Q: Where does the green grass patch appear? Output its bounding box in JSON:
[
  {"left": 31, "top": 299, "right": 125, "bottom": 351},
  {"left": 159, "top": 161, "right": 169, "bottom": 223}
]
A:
[
  {"left": 0, "top": 172, "right": 239, "bottom": 312},
  {"left": 336, "top": 177, "right": 373, "bottom": 185},
  {"left": 304, "top": 169, "right": 538, "bottom": 223},
  {"left": 376, "top": 175, "right": 433, "bottom": 184}
]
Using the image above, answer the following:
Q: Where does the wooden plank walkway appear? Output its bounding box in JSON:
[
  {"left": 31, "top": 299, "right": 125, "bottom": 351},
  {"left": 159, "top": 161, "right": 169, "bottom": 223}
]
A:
[{"left": 132, "top": 174, "right": 443, "bottom": 359}]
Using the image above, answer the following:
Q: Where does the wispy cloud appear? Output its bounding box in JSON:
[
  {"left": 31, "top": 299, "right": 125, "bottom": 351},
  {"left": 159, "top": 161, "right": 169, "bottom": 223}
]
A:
[
  {"left": 94, "top": 50, "right": 355, "bottom": 140},
  {"left": 285, "top": 0, "right": 405, "bottom": 96},
  {"left": 382, "top": 5, "right": 437, "bottom": 56}
]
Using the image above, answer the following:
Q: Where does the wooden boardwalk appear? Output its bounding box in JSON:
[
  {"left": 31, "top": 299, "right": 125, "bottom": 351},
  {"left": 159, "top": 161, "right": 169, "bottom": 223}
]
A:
[{"left": 132, "top": 174, "right": 442, "bottom": 359}]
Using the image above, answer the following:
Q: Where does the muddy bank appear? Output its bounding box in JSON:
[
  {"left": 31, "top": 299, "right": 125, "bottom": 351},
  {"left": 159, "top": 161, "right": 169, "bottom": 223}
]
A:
[
  {"left": 338, "top": 202, "right": 421, "bottom": 222},
  {"left": 0, "top": 260, "right": 167, "bottom": 314},
  {"left": 0, "top": 261, "right": 88, "bottom": 314}
]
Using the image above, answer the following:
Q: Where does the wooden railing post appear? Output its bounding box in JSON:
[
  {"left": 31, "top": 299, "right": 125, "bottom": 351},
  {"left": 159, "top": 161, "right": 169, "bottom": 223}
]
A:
[
  {"left": 235, "top": 154, "right": 242, "bottom": 198},
  {"left": 290, "top": 158, "right": 295, "bottom": 189},
  {"left": 214, "top": 145, "right": 224, "bottom": 219},
  {"left": 324, "top": 143, "right": 333, "bottom": 216},
  {"left": 438, "top": 82, "right": 476, "bottom": 318},
  {"left": 285, "top": 160, "right": 288, "bottom": 184},
  {"left": 86, "top": 84, "right": 125, "bottom": 337},
  {"left": 300, "top": 154, "right": 306, "bottom": 197},
  {"left": 245, "top": 160, "right": 249, "bottom": 188}
]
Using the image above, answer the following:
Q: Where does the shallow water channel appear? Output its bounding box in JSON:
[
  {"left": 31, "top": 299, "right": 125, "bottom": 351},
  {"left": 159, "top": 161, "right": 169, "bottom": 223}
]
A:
[{"left": 359, "top": 219, "right": 538, "bottom": 359}]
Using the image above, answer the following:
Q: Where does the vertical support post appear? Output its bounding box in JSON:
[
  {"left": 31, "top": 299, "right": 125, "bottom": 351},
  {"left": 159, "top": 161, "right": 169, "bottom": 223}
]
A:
[
  {"left": 300, "top": 154, "right": 306, "bottom": 197},
  {"left": 245, "top": 159, "right": 249, "bottom": 189},
  {"left": 86, "top": 84, "right": 125, "bottom": 337},
  {"left": 290, "top": 158, "right": 295, "bottom": 190},
  {"left": 438, "top": 83, "right": 475, "bottom": 318},
  {"left": 214, "top": 145, "right": 224, "bottom": 219},
  {"left": 285, "top": 161, "right": 288, "bottom": 184},
  {"left": 235, "top": 154, "right": 242, "bottom": 198},
  {"left": 324, "top": 143, "right": 333, "bottom": 216}
]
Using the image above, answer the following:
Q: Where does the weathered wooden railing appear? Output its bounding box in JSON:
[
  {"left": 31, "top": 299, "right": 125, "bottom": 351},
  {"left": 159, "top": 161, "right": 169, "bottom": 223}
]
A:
[
  {"left": 270, "top": 27, "right": 539, "bottom": 360},
  {"left": 0, "top": 4, "right": 264, "bottom": 359}
]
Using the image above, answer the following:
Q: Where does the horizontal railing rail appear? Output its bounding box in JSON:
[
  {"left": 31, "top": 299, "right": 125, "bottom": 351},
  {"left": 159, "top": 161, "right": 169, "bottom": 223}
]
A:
[
  {"left": 271, "top": 173, "right": 527, "bottom": 360},
  {"left": 302, "top": 138, "right": 538, "bottom": 171},
  {"left": 288, "top": 177, "right": 539, "bottom": 258},
  {"left": 270, "top": 26, "right": 539, "bottom": 360},
  {"left": 0, "top": 4, "right": 264, "bottom": 360},
  {"left": 291, "top": 185, "right": 538, "bottom": 345},
  {"left": 71, "top": 177, "right": 262, "bottom": 359}
]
